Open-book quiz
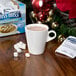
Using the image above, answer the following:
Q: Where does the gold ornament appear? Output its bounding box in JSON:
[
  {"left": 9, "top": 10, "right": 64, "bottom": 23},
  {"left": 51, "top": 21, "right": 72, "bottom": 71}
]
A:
[
  {"left": 49, "top": 9, "right": 53, "bottom": 16},
  {"left": 58, "top": 35, "right": 66, "bottom": 43},
  {"left": 46, "top": 16, "right": 52, "bottom": 22},
  {"left": 31, "top": 11, "right": 36, "bottom": 18},
  {"left": 51, "top": 22, "right": 59, "bottom": 29}
]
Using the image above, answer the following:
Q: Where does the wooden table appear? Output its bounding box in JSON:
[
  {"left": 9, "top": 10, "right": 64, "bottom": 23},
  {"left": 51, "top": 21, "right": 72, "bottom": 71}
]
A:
[{"left": 0, "top": 33, "right": 76, "bottom": 76}]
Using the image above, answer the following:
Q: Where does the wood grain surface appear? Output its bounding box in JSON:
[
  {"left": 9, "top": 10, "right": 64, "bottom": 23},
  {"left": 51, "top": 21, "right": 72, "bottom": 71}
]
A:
[{"left": 0, "top": 33, "right": 76, "bottom": 76}]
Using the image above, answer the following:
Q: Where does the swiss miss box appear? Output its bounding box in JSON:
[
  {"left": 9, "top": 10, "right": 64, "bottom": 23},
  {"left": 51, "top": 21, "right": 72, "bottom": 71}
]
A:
[{"left": 0, "top": 0, "right": 26, "bottom": 37}]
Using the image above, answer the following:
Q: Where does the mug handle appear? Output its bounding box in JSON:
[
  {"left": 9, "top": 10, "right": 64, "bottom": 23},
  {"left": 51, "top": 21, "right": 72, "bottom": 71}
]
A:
[{"left": 46, "top": 30, "right": 56, "bottom": 42}]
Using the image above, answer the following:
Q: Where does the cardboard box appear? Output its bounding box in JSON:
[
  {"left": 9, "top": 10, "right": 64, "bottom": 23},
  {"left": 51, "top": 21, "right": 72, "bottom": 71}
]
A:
[{"left": 0, "top": 1, "right": 26, "bottom": 37}]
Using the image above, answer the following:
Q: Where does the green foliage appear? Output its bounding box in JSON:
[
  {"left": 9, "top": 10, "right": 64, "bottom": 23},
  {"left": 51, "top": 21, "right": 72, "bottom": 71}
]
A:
[
  {"left": 52, "top": 10, "right": 76, "bottom": 37},
  {"left": 68, "top": 28, "right": 76, "bottom": 36},
  {"left": 60, "top": 24, "right": 69, "bottom": 36},
  {"left": 19, "top": 0, "right": 76, "bottom": 37}
]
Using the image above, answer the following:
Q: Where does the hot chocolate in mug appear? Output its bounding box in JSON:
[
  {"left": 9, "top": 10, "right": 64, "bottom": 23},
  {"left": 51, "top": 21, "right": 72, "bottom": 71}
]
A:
[{"left": 25, "top": 24, "right": 56, "bottom": 55}]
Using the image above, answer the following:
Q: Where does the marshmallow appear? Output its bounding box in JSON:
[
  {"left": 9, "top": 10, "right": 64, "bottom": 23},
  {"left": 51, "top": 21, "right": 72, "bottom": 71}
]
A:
[
  {"left": 14, "top": 44, "right": 19, "bottom": 50},
  {"left": 25, "top": 53, "right": 30, "bottom": 58},
  {"left": 16, "top": 48, "right": 22, "bottom": 53},
  {"left": 14, "top": 41, "right": 26, "bottom": 54},
  {"left": 19, "top": 41, "right": 24, "bottom": 45},
  {"left": 18, "top": 41, "right": 26, "bottom": 49},
  {"left": 13, "top": 52, "right": 18, "bottom": 57},
  {"left": 14, "top": 44, "right": 22, "bottom": 53}
]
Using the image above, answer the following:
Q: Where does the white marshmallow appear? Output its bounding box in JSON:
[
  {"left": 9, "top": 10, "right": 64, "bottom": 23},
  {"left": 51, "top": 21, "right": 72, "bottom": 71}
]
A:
[
  {"left": 14, "top": 44, "right": 22, "bottom": 53},
  {"left": 18, "top": 41, "right": 26, "bottom": 49},
  {"left": 14, "top": 42, "right": 26, "bottom": 53},
  {"left": 20, "top": 44, "right": 26, "bottom": 49},
  {"left": 25, "top": 53, "right": 30, "bottom": 58},
  {"left": 14, "top": 52, "right": 18, "bottom": 57},
  {"left": 14, "top": 44, "right": 18, "bottom": 49},
  {"left": 19, "top": 41, "right": 24, "bottom": 45},
  {"left": 16, "top": 48, "right": 22, "bottom": 53}
]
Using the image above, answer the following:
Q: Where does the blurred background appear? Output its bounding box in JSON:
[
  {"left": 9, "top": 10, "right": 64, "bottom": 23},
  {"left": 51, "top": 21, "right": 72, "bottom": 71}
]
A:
[
  {"left": 18, "top": 0, "right": 76, "bottom": 39},
  {"left": 19, "top": 0, "right": 32, "bottom": 24}
]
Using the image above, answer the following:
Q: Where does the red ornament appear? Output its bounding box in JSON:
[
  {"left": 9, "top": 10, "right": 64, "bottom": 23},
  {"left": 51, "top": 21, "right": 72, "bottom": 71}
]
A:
[
  {"left": 37, "top": 12, "right": 47, "bottom": 22},
  {"left": 31, "top": 0, "right": 53, "bottom": 22},
  {"left": 31, "top": 0, "right": 52, "bottom": 13},
  {"left": 32, "top": 0, "right": 44, "bottom": 13}
]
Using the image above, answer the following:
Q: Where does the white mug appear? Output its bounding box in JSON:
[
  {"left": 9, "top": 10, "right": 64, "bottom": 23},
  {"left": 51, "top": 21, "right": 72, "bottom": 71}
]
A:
[{"left": 25, "top": 24, "right": 56, "bottom": 55}]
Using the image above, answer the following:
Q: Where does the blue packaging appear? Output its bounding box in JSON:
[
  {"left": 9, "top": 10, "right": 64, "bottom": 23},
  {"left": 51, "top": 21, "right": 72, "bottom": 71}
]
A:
[{"left": 0, "top": 1, "right": 26, "bottom": 37}]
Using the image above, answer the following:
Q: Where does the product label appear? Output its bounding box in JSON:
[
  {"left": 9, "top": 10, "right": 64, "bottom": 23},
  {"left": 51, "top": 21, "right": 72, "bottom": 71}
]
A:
[{"left": 0, "top": 11, "right": 21, "bottom": 20}]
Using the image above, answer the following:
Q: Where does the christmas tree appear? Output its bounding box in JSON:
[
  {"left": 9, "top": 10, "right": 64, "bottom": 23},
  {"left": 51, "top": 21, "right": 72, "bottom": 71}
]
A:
[{"left": 19, "top": 0, "right": 76, "bottom": 42}]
